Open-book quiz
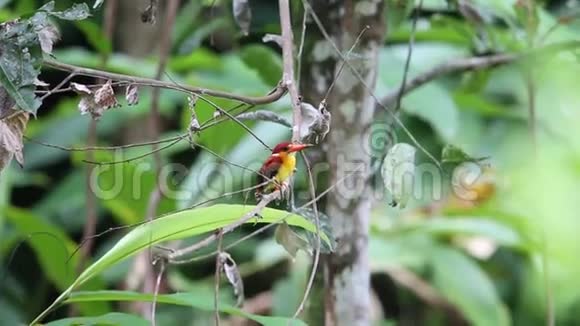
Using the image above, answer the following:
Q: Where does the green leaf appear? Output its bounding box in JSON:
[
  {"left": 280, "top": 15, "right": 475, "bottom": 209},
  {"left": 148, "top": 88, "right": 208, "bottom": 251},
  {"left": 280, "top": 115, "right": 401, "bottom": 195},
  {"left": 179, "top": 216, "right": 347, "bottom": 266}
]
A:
[
  {"left": 168, "top": 48, "right": 222, "bottom": 73},
  {"left": 0, "top": 0, "right": 14, "bottom": 9},
  {"left": 441, "top": 144, "right": 487, "bottom": 164},
  {"left": 76, "top": 204, "right": 330, "bottom": 287},
  {"left": 33, "top": 205, "right": 329, "bottom": 323},
  {"left": 453, "top": 92, "right": 523, "bottom": 119},
  {"left": 4, "top": 206, "right": 78, "bottom": 289},
  {"left": 399, "top": 217, "right": 524, "bottom": 249},
  {"left": 403, "top": 83, "right": 459, "bottom": 142},
  {"left": 381, "top": 143, "right": 416, "bottom": 208},
  {"left": 3, "top": 206, "right": 110, "bottom": 316},
  {"left": 177, "top": 18, "right": 229, "bottom": 54},
  {"left": 239, "top": 44, "right": 282, "bottom": 86},
  {"left": 33, "top": 171, "right": 86, "bottom": 231},
  {"left": 275, "top": 222, "right": 310, "bottom": 258},
  {"left": 293, "top": 207, "right": 336, "bottom": 253},
  {"left": 0, "top": 297, "right": 24, "bottom": 325},
  {"left": 0, "top": 67, "right": 40, "bottom": 114},
  {"left": 85, "top": 152, "right": 174, "bottom": 226},
  {"left": 74, "top": 20, "right": 112, "bottom": 56},
  {"left": 64, "top": 291, "right": 307, "bottom": 326},
  {"left": 46, "top": 312, "right": 149, "bottom": 326},
  {"left": 430, "top": 246, "right": 511, "bottom": 326},
  {"left": 378, "top": 48, "right": 460, "bottom": 142}
]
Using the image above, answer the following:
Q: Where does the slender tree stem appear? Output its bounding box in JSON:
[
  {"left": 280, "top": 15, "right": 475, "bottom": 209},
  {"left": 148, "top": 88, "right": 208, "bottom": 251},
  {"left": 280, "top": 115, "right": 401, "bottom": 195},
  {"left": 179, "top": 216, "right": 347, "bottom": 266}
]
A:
[{"left": 279, "top": 0, "right": 302, "bottom": 142}]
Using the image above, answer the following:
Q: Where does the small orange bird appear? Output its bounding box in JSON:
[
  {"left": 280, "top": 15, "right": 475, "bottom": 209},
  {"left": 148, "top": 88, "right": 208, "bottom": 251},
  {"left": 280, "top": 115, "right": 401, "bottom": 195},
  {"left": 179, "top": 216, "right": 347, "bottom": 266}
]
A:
[{"left": 255, "top": 141, "right": 312, "bottom": 199}]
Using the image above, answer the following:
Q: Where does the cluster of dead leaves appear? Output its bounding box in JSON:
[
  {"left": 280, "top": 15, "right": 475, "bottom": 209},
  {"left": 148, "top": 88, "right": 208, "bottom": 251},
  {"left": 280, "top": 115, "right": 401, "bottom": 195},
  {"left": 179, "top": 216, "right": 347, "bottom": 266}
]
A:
[{"left": 72, "top": 81, "right": 138, "bottom": 120}]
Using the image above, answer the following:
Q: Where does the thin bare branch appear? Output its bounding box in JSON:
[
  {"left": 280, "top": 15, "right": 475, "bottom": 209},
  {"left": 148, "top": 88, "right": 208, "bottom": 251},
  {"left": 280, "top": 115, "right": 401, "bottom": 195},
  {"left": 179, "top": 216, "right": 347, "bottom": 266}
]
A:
[
  {"left": 292, "top": 152, "right": 320, "bottom": 320},
  {"left": 142, "top": 1, "right": 181, "bottom": 319},
  {"left": 24, "top": 134, "right": 188, "bottom": 152},
  {"left": 197, "top": 95, "right": 272, "bottom": 151},
  {"left": 279, "top": 0, "right": 302, "bottom": 142},
  {"left": 393, "top": 0, "right": 423, "bottom": 115},
  {"left": 151, "top": 259, "right": 166, "bottom": 326},
  {"left": 214, "top": 230, "right": 224, "bottom": 326},
  {"left": 82, "top": 137, "right": 182, "bottom": 165},
  {"left": 323, "top": 26, "right": 369, "bottom": 102},
  {"left": 43, "top": 60, "right": 287, "bottom": 105},
  {"left": 380, "top": 40, "right": 580, "bottom": 107},
  {"left": 296, "top": 4, "right": 308, "bottom": 90},
  {"left": 40, "top": 72, "right": 77, "bottom": 101}
]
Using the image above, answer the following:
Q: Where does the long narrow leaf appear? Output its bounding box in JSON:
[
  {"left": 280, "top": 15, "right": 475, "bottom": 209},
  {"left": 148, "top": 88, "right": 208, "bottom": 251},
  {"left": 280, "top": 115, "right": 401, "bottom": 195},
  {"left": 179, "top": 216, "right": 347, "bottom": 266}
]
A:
[
  {"left": 32, "top": 204, "right": 330, "bottom": 324},
  {"left": 65, "top": 290, "right": 307, "bottom": 326}
]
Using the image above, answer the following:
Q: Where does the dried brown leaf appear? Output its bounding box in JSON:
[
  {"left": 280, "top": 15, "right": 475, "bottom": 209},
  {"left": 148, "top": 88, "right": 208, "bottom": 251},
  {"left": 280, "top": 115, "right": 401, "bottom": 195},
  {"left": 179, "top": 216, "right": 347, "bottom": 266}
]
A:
[
  {"left": 71, "top": 82, "right": 93, "bottom": 95},
  {"left": 37, "top": 23, "right": 60, "bottom": 54},
  {"left": 233, "top": 0, "right": 252, "bottom": 35},
  {"left": 125, "top": 84, "right": 139, "bottom": 105},
  {"left": 0, "top": 110, "right": 29, "bottom": 172},
  {"left": 262, "top": 33, "right": 282, "bottom": 47},
  {"left": 218, "top": 252, "right": 244, "bottom": 307},
  {"left": 94, "top": 80, "right": 119, "bottom": 109},
  {"left": 74, "top": 81, "right": 119, "bottom": 120},
  {"left": 299, "top": 100, "right": 331, "bottom": 144},
  {"left": 141, "top": 0, "right": 159, "bottom": 24},
  {"left": 187, "top": 95, "right": 200, "bottom": 133}
]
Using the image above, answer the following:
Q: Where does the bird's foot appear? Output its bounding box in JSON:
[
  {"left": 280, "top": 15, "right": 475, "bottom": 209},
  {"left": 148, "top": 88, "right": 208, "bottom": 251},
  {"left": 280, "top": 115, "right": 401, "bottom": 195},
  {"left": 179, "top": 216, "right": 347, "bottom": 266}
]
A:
[{"left": 278, "top": 182, "right": 291, "bottom": 202}]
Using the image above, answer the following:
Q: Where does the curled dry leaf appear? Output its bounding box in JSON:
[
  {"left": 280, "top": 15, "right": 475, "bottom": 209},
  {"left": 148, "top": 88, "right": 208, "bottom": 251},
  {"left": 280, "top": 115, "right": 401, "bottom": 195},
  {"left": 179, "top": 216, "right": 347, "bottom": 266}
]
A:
[
  {"left": 299, "top": 100, "right": 331, "bottom": 144},
  {"left": 188, "top": 95, "right": 200, "bottom": 133},
  {"left": 0, "top": 109, "right": 29, "bottom": 172},
  {"left": 218, "top": 252, "right": 244, "bottom": 307},
  {"left": 37, "top": 22, "right": 60, "bottom": 55},
  {"left": 125, "top": 84, "right": 139, "bottom": 105},
  {"left": 94, "top": 80, "right": 120, "bottom": 109},
  {"left": 72, "top": 81, "right": 120, "bottom": 120},
  {"left": 141, "top": 0, "right": 159, "bottom": 24},
  {"left": 93, "top": 0, "right": 105, "bottom": 9},
  {"left": 33, "top": 78, "right": 50, "bottom": 87},
  {"left": 233, "top": 0, "right": 252, "bottom": 35},
  {"left": 262, "top": 33, "right": 283, "bottom": 48},
  {"left": 381, "top": 143, "right": 416, "bottom": 208},
  {"left": 71, "top": 82, "right": 92, "bottom": 95}
]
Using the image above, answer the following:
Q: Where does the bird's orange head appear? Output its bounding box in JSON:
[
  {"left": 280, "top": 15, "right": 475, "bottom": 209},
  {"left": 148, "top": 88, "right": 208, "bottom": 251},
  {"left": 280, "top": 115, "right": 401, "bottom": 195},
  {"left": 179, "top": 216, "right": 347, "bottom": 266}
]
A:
[{"left": 272, "top": 141, "right": 312, "bottom": 154}]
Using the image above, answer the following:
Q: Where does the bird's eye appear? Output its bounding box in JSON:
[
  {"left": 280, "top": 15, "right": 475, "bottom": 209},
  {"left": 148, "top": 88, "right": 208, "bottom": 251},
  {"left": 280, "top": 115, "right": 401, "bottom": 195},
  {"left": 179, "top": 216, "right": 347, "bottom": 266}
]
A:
[{"left": 283, "top": 146, "right": 289, "bottom": 151}]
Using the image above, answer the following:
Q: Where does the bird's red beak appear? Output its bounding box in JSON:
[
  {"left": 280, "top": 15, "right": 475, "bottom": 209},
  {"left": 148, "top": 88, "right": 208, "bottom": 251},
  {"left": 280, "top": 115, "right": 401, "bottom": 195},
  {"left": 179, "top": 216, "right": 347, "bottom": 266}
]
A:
[{"left": 288, "top": 143, "right": 313, "bottom": 153}]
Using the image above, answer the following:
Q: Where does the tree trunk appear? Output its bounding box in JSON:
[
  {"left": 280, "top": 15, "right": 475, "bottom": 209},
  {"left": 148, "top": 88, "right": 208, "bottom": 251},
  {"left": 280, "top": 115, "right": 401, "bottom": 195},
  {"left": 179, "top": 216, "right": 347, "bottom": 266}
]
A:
[{"left": 301, "top": 1, "right": 385, "bottom": 325}]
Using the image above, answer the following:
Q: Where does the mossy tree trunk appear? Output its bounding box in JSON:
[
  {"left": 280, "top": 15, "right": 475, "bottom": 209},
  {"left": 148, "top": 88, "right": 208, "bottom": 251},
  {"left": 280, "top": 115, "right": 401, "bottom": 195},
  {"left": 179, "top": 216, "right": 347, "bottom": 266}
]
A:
[{"left": 301, "top": 1, "right": 386, "bottom": 325}]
